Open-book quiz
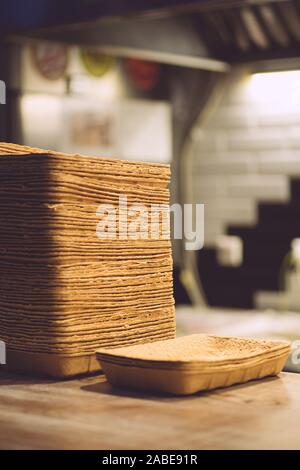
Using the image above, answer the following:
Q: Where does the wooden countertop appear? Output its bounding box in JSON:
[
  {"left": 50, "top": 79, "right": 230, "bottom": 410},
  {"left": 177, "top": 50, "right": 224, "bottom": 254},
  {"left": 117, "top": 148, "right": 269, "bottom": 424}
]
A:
[{"left": 0, "top": 371, "right": 299, "bottom": 450}]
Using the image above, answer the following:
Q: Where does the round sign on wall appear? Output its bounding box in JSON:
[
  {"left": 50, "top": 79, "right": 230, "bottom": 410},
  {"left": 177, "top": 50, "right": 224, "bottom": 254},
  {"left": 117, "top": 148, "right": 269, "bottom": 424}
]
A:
[
  {"left": 80, "top": 48, "right": 114, "bottom": 78},
  {"left": 31, "top": 42, "right": 69, "bottom": 81},
  {"left": 124, "top": 58, "right": 161, "bottom": 91}
]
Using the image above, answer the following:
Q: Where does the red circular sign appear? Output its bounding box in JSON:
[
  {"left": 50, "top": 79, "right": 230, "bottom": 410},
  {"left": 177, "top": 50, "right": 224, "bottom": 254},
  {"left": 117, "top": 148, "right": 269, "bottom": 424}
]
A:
[{"left": 124, "top": 58, "right": 161, "bottom": 91}]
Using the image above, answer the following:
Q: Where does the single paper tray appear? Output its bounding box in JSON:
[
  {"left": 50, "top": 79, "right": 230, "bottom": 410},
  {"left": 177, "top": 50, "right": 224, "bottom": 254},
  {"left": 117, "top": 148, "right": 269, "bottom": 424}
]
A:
[{"left": 96, "top": 334, "right": 291, "bottom": 395}]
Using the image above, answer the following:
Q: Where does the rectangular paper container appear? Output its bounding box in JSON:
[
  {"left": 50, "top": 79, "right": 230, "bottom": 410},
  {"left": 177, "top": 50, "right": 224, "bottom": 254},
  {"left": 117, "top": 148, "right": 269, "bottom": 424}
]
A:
[{"left": 96, "top": 335, "right": 291, "bottom": 395}]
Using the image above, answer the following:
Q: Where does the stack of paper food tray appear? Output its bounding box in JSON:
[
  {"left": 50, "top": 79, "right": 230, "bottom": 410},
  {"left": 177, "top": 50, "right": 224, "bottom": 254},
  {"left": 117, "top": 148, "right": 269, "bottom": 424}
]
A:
[{"left": 0, "top": 143, "right": 175, "bottom": 377}]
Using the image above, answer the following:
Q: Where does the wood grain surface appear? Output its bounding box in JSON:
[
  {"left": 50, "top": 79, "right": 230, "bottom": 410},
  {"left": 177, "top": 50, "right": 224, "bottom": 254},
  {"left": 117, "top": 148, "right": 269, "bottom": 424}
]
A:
[{"left": 0, "top": 371, "right": 299, "bottom": 450}]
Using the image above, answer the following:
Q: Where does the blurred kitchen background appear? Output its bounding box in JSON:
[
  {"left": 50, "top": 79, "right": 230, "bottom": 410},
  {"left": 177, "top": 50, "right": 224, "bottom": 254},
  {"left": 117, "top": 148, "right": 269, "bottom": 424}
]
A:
[{"left": 2, "top": 0, "right": 300, "bottom": 369}]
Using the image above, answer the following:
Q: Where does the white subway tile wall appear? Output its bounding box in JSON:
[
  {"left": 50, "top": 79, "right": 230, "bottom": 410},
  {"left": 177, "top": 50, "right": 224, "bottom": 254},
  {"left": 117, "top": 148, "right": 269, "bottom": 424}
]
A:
[{"left": 191, "top": 69, "right": 300, "bottom": 247}]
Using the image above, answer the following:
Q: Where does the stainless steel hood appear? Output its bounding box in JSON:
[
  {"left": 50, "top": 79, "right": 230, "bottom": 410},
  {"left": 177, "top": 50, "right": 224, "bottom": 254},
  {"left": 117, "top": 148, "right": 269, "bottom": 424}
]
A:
[
  {"left": 29, "top": 14, "right": 230, "bottom": 72},
  {"left": 5, "top": 0, "right": 300, "bottom": 72}
]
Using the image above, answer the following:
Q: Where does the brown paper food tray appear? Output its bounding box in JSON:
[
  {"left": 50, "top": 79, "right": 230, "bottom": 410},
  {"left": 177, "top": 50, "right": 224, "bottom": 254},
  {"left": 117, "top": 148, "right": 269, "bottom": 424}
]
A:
[
  {"left": 96, "top": 334, "right": 291, "bottom": 395},
  {"left": 99, "top": 353, "right": 288, "bottom": 395},
  {"left": 3, "top": 350, "right": 101, "bottom": 378}
]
